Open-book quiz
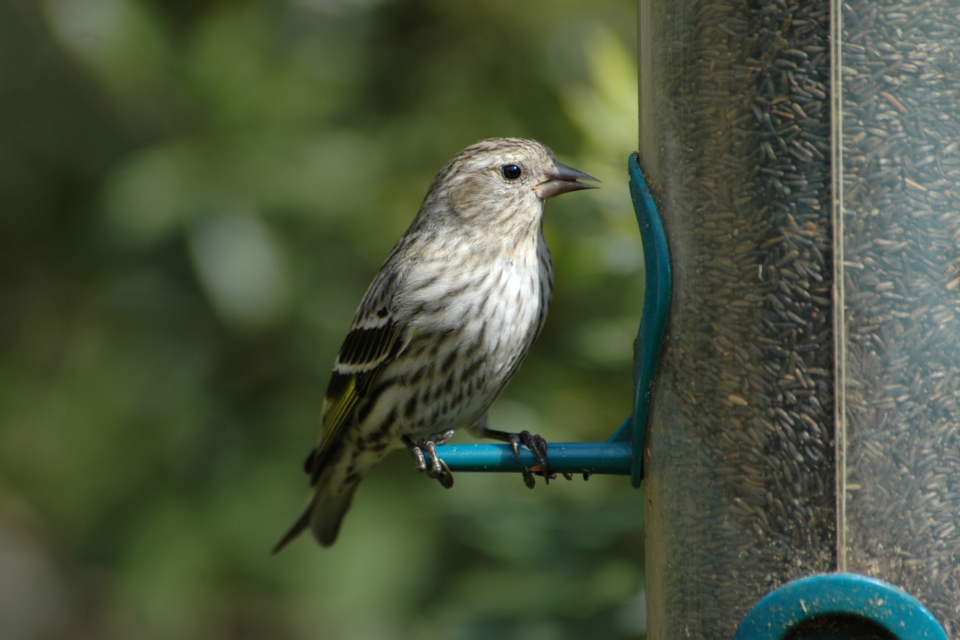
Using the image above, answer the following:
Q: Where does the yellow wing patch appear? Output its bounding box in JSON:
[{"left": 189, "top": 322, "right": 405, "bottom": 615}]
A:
[
  {"left": 306, "top": 321, "right": 406, "bottom": 480},
  {"left": 318, "top": 374, "right": 359, "bottom": 456}
]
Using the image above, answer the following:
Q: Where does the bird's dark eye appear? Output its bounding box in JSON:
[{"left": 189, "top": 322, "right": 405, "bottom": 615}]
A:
[{"left": 501, "top": 164, "right": 522, "bottom": 180}]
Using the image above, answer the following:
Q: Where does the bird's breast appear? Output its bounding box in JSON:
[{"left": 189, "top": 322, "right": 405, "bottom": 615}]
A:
[
  {"left": 474, "top": 239, "right": 552, "bottom": 374},
  {"left": 403, "top": 234, "right": 552, "bottom": 341},
  {"left": 384, "top": 234, "right": 552, "bottom": 433}
]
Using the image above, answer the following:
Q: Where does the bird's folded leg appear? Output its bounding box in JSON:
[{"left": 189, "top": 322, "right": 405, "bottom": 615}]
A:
[
  {"left": 477, "top": 427, "right": 551, "bottom": 488},
  {"left": 403, "top": 430, "right": 455, "bottom": 489}
]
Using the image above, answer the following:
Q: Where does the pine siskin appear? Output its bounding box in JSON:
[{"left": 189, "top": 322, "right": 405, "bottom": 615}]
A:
[{"left": 273, "top": 138, "right": 598, "bottom": 552}]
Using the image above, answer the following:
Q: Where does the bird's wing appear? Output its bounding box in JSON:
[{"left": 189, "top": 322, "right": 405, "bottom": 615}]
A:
[
  {"left": 317, "top": 323, "right": 402, "bottom": 452},
  {"left": 306, "top": 265, "right": 411, "bottom": 479}
]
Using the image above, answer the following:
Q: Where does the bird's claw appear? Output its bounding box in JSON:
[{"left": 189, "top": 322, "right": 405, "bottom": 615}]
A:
[
  {"left": 406, "top": 438, "right": 427, "bottom": 470},
  {"left": 435, "top": 459, "right": 454, "bottom": 488},
  {"left": 507, "top": 430, "right": 550, "bottom": 488},
  {"left": 522, "top": 468, "right": 536, "bottom": 489},
  {"left": 421, "top": 440, "right": 454, "bottom": 489},
  {"left": 404, "top": 431, "right": 455, "bottom": 489}
]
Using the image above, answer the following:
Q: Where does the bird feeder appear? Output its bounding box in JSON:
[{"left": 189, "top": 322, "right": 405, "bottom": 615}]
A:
[{"left": 637, "top": 0, "right": 959, "bottom": 636}]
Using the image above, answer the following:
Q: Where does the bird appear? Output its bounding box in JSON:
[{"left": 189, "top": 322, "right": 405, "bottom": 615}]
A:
[{"left": 273, "top": 138, "right": 598, "bottom": 552}]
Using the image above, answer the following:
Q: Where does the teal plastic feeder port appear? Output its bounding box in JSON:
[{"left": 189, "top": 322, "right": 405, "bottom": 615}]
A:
[
  {"left": 734, "top": 574, "right": 947, "bottom": 640},
  {"left": 431, "top": 153, "right": 671, "bottom": 485}
]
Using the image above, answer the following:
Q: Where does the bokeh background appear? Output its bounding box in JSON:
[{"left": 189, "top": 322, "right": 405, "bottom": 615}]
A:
[{"left": 0, "top": 0, "right": 644, "bottom": 637}]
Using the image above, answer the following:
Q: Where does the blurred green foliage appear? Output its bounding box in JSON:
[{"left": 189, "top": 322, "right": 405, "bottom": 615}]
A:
[{"left": 0, "top": 0, "right": 644, "bottom": 638}]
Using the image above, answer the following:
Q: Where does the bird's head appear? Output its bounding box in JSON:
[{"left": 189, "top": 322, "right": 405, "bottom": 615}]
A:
[{"left": 425, "top": 138, "right": 599, "bottom": 229}]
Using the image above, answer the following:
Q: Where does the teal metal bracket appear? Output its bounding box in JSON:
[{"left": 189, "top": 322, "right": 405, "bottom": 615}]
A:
[
  {"left": 734, "top": 573, "right": 948, "bottom": 640},
  {"left": 432, "top": 153, "right": 671, "bottom": 483},
  {"left": 626, "top": 152, "right": 671, "bottom": 486}
]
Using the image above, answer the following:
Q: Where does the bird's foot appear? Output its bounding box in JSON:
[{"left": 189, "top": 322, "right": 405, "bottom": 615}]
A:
[
  {"left": 513, "top": 431, "right": 551, "bottom": 487},
  {"left": 478, "top": 428, "right": 550, "bottom": 488},
  {"left": 403, "top": 430, "right": 455, "bottom": 489}
]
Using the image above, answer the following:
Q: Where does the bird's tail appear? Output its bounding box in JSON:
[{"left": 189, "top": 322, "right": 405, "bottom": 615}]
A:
[{"left": 272, "top": 482, "right": 360, "bottom": 554}]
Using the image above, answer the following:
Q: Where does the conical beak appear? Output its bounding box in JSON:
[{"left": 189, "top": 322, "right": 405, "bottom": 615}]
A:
[{"left": 537, "top": 159, "right": 600, "bottom": 200}]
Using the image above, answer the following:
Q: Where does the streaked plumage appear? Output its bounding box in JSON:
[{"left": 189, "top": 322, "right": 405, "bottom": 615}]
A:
[{"left": 274, "top": 138, "right": 598, "bottom": 552}]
